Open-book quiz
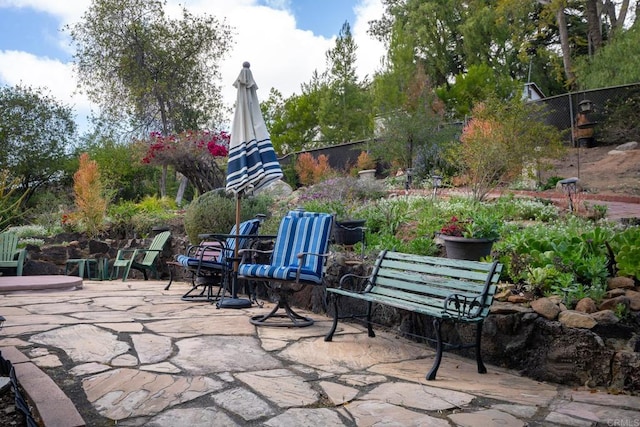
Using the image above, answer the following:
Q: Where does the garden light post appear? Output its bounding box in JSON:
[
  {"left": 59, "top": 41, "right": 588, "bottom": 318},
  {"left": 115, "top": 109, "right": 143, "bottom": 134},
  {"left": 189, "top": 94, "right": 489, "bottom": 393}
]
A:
[
  {"left": 405, "top": 168, "right": 413, "bottom": 190},
  {"left": 559, "top": 177, "right": 579, "bottom": 212},
  {"left": 431, "top": 175, "right": 442, "bottom": 199}
]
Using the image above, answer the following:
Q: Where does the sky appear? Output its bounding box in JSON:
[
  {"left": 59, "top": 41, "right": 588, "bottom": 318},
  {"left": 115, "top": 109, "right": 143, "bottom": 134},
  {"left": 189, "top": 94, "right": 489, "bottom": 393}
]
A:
[{"left": 0, "top": 0, "right": 386, "bottom": 133}]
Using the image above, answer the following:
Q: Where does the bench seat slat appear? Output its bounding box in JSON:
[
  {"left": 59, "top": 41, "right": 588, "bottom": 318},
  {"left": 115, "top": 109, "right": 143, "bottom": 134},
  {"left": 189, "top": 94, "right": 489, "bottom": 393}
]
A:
[{"left": 327, "top": 288, "right": 486, "bottom": 322}]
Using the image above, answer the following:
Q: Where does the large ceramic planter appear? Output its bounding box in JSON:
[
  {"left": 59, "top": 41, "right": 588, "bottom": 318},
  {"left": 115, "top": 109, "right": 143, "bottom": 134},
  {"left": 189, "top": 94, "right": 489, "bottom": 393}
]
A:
[
  {"left": 440, "top": 235, "right": 495, "bottom": 261},
  {"left": 333, "top": 219, "right": 366, "bottom": 245},
  {"left": 358, "top": 169, "right": 376, "bottom": 180}
]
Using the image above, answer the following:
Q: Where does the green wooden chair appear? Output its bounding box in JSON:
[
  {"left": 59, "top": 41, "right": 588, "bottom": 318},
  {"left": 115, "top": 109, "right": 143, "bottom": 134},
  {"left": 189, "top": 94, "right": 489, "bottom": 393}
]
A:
[
  {"left": 111, "top": 231, "right": 171, "bottom": 282},
  {"left": 0, "top": 231, "right": 27, "bottom": 276}
]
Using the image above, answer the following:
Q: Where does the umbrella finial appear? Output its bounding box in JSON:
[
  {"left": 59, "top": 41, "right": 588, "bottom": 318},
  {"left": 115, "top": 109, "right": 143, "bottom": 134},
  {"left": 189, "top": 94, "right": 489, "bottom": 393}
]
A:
[{"left": 243, "top": 61, "right": 250, "bottom": 68}]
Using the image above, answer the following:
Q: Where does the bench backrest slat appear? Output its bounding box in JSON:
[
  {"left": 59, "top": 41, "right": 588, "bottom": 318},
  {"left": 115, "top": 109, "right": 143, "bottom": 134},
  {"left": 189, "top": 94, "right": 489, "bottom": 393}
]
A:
[
  {"left": 366, "top": 251, "right": 502, "bottom": 316},
  {"left": 374, "top": 275, "right": 489, "bottom": 298}
]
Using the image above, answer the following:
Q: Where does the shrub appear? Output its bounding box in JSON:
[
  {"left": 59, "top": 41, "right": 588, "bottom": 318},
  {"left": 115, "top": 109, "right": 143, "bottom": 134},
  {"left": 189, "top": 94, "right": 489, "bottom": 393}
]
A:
[
  {"left": 447, "top": 97, "right": 564, "bottom": 201},
  {"left": 183, "top": 190, "right": 273, "bottom": 244},
  {"left": 7, "top": 225, "right": 48, "bottom": 238},
  {"left": 106, "top": 198, "right": 178, "bottom": 239},
  {"left": 0, "top": 169, "right": 28, "bottom": 229},
  {"left": 73, "top": 153, "right": 108, "bottom": 238},
  {"left": 107, "top": 201, "right": 139, "bottom": 239},
  {"left": 296, "top": 177, "right": 386, "bottom": 220},
  {"left": 25, "top": 190, "right": 74, "bottom": 234},
  {"left": 356, "top": 151, "right": 376, "bottom": 170},
  {"left": 295, "top": 153, "right": 334, "bottom": 185}
]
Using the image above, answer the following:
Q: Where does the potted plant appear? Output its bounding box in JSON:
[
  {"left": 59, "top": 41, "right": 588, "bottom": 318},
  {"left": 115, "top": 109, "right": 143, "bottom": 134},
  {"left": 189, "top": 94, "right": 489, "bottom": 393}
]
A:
[
  {"left": 356, "top": 151, "right": 376, "bottom": 180},
  {"left": 437, "top": 214, "right": 501, "bottom": 261}
]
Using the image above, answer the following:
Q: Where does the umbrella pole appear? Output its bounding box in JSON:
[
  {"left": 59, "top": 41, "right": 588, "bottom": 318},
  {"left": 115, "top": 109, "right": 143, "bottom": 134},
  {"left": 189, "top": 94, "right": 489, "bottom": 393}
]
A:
[
  {"left": 218, "top": 194, "right": 252, "bottom": 309},
  {"left": 233, "top": 195, "right": 241, "bottom": 291}
]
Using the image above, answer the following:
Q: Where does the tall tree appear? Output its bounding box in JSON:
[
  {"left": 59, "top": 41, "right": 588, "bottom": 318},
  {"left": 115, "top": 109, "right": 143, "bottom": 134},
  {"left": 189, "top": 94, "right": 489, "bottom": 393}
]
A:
[
  {"left": 69, "top": 0, "right": 233, "bottom": 196},
  {"left": 318, "top": 21, "right": 373, "bottom": 144},
  {"left": 0, "top": 85, "right": 76, "bottom": 201},
  {"left": 575, "top": 24, "right": 640, "bottom": 88},
  {"left": 262, "top": 87, "right": 322, "bottom": 154},
  {"left": 374, "top": 64, "right": 455, "bottom": 178}
]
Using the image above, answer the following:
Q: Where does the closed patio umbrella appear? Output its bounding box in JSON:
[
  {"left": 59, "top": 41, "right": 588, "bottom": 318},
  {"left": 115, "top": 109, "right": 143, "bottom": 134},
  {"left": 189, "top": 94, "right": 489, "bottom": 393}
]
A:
[{"left": 223, "top": 62, "right": 283, "bottom": 308}]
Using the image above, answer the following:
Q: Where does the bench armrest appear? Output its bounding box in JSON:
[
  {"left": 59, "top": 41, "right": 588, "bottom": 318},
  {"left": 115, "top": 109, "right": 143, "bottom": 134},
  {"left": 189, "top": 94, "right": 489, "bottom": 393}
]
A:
[
  {"left": 443, "top": 293, "right": 486, "bottom": 319},
  {"left": 338, "top": 273, "right": 372, "bottom": 293}
]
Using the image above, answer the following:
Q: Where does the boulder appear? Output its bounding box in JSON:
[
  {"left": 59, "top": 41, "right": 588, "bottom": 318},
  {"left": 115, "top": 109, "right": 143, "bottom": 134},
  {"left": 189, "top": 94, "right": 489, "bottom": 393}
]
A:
[
  {"left": 489, "top": 301, "right": 533, "bottom": 314},
  {"left": 558, "top": 310, "right": 597, "bottom": 329},
  {"left": 615, "top": 141, "right": 638, "bottom": 151},
  {"left": 610, "top": 351, "right": 640, "bottom": 391},
  {"left": 507, "top": 294, "right": 529, "bottom": 304},
  {"left": 23, "top": 260, "right": 62, "bottom": 275},
  {"left": 591, "top": 309, "right": 619, "bottom": 326},
  {"left": 599, "top": 295, "right": 631, "bottom": 311},
  {"left": 625, "top": 290, "right": 640, "bottom": 311},
  {"left": 531, "top": 297, "right": 561, "bottom": 320},
  {"left": 257, "top": 179, "right": 293, "bottom": 198},
  {"left": 484, "top": 315, "right": 613, "bottom": 387},
  {"left": 607, "top": 276, "right": 635, "bottom": 290},
  {"left": 575, "top": 297, "right": 597, "bottom": 314}
]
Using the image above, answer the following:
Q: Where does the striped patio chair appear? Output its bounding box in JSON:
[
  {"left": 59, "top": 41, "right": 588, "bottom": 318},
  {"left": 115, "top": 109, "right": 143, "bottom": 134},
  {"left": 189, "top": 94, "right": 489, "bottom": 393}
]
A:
[
  {"left": 176, "top": 217, "right": 263, "bottom": 302},
  {"left": 238, "top": 210, "right": 333, "bottom": 327}
]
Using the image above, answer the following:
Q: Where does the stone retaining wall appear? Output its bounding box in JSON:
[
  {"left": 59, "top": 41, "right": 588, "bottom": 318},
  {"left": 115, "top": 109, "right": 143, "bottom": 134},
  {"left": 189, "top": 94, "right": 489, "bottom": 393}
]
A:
[{"left": 319, "top": 253, "right": 640, "bottom": 393}]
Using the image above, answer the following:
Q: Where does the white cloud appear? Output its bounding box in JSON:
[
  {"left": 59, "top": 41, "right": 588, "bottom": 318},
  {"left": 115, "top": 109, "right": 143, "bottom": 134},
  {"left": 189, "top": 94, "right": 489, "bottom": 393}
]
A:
[
  {"left": 0, "top": 50, "right": 93, "bottom": 128},
  {"left": 0, "top": 0, "right": 385, "bottom": 133}
]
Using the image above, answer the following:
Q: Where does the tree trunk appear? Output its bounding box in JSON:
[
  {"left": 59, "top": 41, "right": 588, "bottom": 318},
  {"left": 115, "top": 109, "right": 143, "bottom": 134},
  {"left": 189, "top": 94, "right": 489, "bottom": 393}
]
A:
[
  {"left": 175, "top": 174, "right": 188, "bottom": 205},
  {"left": 556, "top": 7, "right": 575, "bottom": 86},
  {"left": 160, "top": 165, "right": 167, "bottom": 198},
  {"left": 586, "top": 0, "right": 602, "bottom": 54}
]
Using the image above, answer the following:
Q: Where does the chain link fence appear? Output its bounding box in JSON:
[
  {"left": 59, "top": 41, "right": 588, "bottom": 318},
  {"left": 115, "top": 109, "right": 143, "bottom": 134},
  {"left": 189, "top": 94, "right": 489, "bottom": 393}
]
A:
[
  {"left": 279, "top": 82, "right": 640, "bottom": 173},
  {"left": 534, "top": 82, "right": 640, "bottom": 146}
]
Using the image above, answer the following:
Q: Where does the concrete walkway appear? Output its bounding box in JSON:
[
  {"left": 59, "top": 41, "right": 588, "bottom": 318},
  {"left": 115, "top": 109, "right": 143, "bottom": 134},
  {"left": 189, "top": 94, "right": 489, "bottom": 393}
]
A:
[{"left": 1, "top": 280, "right": 639, "bottom": 426}]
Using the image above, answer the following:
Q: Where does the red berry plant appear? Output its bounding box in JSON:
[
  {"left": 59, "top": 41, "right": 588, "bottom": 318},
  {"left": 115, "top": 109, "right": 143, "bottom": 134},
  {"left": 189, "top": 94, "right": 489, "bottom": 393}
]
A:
[{"left": 142, "top": 130, "right": 230, "bottom": 193}]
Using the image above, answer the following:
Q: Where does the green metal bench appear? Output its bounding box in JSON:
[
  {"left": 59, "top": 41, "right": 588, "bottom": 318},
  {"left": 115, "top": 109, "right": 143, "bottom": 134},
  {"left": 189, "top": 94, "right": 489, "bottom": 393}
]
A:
[{"left": 325, "top": 250, "right": 502, "bottom": 380}]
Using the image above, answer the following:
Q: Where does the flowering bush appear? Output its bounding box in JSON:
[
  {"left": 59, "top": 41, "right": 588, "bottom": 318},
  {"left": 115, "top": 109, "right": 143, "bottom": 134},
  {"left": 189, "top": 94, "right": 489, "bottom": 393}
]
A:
[
  {"left": 142, "top": 130, "right": 229, "bottom": 164},
  {"left": 141, "top": 130, "right": 230, "bottom": 193}
]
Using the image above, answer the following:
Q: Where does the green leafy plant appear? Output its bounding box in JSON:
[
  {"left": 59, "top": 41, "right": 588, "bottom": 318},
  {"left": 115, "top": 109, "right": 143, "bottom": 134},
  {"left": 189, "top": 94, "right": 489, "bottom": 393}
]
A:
[
  {"left": 614, "top": 303, "right": 630, "bottom": 320},
  {"left": 611, "top": 227, "right": 640, "bottom": 280},
  {"left": 0, "top": 169, "right": 28, "bottom": 229},
  {"left": 183, "top": 190, "right": 272, "bottom": 244}
]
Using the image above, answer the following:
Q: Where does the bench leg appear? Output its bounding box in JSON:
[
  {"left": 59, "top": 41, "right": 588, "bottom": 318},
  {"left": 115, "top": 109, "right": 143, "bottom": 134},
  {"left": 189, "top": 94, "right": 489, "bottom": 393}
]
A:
[
  {"left": 324, "top": 293, "right": 339, "bottom": 342},
  {"left": 366, "top": 301, "right": 375, "bottom": 337},
  {"left": 427, "top": 318, "right": 443, "bottom": 381},
  {"left": 476, "top": 320, "right": 487, "bottom": 374}
]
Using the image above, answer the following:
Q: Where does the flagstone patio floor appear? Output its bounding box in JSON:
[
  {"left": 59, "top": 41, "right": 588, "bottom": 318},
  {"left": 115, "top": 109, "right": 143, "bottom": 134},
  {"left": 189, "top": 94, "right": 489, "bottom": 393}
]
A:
[{"left": 0, "top": 279, "right": 639, "bottom": 426}]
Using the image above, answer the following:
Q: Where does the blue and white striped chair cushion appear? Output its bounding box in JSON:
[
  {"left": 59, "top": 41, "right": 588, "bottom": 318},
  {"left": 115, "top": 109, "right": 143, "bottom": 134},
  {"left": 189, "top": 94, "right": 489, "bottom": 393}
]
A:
[
  {"left": 238, "top": 211, "right": 333, "bottom": 285},
  {"left": 176, "top": 219, "right": 261, "bottom": 270}
]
